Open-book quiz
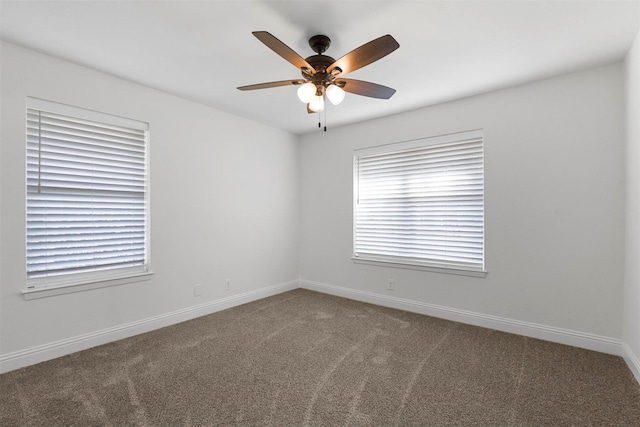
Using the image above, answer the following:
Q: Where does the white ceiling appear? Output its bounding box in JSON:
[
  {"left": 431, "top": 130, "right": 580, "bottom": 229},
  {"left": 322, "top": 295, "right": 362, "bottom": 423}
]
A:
[{"left": 1, "top": 0, "right": 638, "bottom": 135}]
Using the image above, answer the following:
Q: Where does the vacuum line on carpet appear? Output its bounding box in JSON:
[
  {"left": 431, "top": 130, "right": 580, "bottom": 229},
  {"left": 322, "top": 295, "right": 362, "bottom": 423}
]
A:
[
  {"left": 507, "top": 337, "right": 529, "bottom": 424},
  {"left": 302, "top": 328, "right": 383, "bottom": 427},
  {"left": 394, "top": 323, "right": 458, "bottom": 426}
]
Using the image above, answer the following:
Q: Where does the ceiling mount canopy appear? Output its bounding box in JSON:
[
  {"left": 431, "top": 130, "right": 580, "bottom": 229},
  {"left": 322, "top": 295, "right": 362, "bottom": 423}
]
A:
[
  {"left": 308, "top": 34, "right": 331, "bottom": 55},
  {"left": 237, "top": 31, "right": 399, "bottom": 122}
]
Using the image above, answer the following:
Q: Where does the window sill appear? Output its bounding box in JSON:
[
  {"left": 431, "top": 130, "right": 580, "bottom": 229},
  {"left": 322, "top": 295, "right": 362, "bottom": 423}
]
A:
[
  {"left": 351, "top": 257, "right": 487, "bottom": 278},
  {"left": 22, "top": 271, "right": 154, "bottom": 300}
]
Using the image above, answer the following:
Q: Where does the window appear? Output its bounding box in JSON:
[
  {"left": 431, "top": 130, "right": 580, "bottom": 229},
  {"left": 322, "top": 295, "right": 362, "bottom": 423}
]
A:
[
  {"left": 26, "top": 98, "right": 150, "bottom": 293},
  {"left": 353, "top": 129, "right": 485, "bottom": 275}
]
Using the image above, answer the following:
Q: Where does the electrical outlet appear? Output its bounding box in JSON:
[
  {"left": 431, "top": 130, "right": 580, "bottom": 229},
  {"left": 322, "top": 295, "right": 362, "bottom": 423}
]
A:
[
  {"left": 194, "top": 284, "right": 202, "bottom": 297},
  {"left": 225, "top": 279, "right": 231, "bottom": 290},
  {"left": 387, "top": 279, "right": 395, "bottom": 290}
]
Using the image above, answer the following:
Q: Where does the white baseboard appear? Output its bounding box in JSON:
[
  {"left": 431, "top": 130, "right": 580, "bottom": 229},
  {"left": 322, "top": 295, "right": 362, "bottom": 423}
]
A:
[
  {"left": 0, "top": 280, "right": 299, "bottom": 374},
  {"left": 300, "top": 279, "right": 623, "bottom": 356},
  {"left": 2, "top": 279, "right": 634, "bottom": 380},
  {"left": 622, "top": 342, "right": 640, "bottom": 384}
]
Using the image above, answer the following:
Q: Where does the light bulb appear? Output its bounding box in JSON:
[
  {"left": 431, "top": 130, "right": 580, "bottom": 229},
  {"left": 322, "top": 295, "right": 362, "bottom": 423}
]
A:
[
  {"left": 297, "top": 82, "right": 316, "bottom": 103},
  {"left": 308, "top": 95, "right": 325, "bottom": 112},
  {"left": 326, "top": 84, "right": 345, "bottom": 105}
]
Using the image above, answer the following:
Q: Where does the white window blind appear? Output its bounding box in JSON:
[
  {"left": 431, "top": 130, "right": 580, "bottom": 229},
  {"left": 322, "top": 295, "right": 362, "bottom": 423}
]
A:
[
  {"left": 26, "top": 99, "right": 149, "bottom": 283},
  {"left": 353, "top": 130, "right": 484, "bottom": 273}
]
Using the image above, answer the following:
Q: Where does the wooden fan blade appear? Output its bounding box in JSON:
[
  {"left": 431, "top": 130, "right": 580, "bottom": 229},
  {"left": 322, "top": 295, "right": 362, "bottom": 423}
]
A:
[
  {"left": 253, "top": 31, "right": 315, "bottom": 74},
  {"left": 337, "top": 78, "right": 396, "bottom": 99},
  {"left": 327, "top": 35, "right": 399, "bottom": 76},
  {"left": 237, "top": 79, "right": 306, "bottom": 91}
]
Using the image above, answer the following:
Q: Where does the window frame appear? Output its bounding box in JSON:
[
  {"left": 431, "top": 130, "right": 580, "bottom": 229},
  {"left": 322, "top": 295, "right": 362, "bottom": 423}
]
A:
[
  {"left": 352, "top": 129, "right": 486, "bottom": 277},
  {"left": 23, "top": 98, "right": 152, "bottom": 299}
]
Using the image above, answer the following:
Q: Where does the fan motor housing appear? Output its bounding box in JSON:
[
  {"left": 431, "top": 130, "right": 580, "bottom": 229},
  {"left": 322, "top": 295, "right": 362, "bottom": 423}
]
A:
[
  {"left": 303, "top": 54, "right": 338, "bottom": 87},
  {"left": 305, "top": 54, "right": 336, "bottom": 71}
]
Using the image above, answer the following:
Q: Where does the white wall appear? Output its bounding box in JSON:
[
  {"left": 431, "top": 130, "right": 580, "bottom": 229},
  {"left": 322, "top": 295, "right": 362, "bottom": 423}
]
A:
[
  {"left": 0, "top": 40, "right": 633, "bottom": 374},
  {"left": 624, "top": 31, "right": 640, "bottom": 381},
  {"left": 0, "top": 42, "right": 299, "bottom": 371},
  {"left": 299, "top": 63, "right": 625, "bottom": 352}
]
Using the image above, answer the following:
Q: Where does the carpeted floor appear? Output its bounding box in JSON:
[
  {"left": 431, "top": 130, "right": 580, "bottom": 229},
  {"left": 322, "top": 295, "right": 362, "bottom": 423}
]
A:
[{"left": 1, "top": 289, "right": 639, "bottom": 426}]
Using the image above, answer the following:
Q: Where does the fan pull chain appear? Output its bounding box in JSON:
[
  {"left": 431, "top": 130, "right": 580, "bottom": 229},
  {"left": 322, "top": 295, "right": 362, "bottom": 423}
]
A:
[
  {"left": 324, "top": 107, "right": 327, "bottom": 132},
  {"left": 317, "top": 105, "right": 328, "bottom": 131}
]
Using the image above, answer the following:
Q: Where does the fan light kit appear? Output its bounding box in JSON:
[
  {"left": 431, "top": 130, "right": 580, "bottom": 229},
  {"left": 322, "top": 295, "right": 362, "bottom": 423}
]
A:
[{"left": 237, "top": 31, "right": 399, "bottom": 130}]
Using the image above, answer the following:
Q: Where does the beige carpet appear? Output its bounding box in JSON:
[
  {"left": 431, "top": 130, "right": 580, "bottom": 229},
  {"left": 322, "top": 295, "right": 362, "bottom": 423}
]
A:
[{"left": 1, "top": 289, "right": 639, "bottom": 426}]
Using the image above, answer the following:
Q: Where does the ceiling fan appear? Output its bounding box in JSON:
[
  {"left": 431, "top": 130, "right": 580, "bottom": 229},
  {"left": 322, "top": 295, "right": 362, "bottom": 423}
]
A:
[{"left": 237, "top": 31, "right": 400, "bottom": 115}]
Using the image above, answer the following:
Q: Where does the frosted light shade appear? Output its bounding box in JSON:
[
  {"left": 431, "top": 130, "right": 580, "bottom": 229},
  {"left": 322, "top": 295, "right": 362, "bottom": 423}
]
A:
[
  {"left": 297, "top": 82, "right": 316, "bottom": 103},
  {"left": 308, "top": 95, "right": 325, "bottom": 112},
  {"left": 326, "top": 84, "right": 345, "bottom": 105}
]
